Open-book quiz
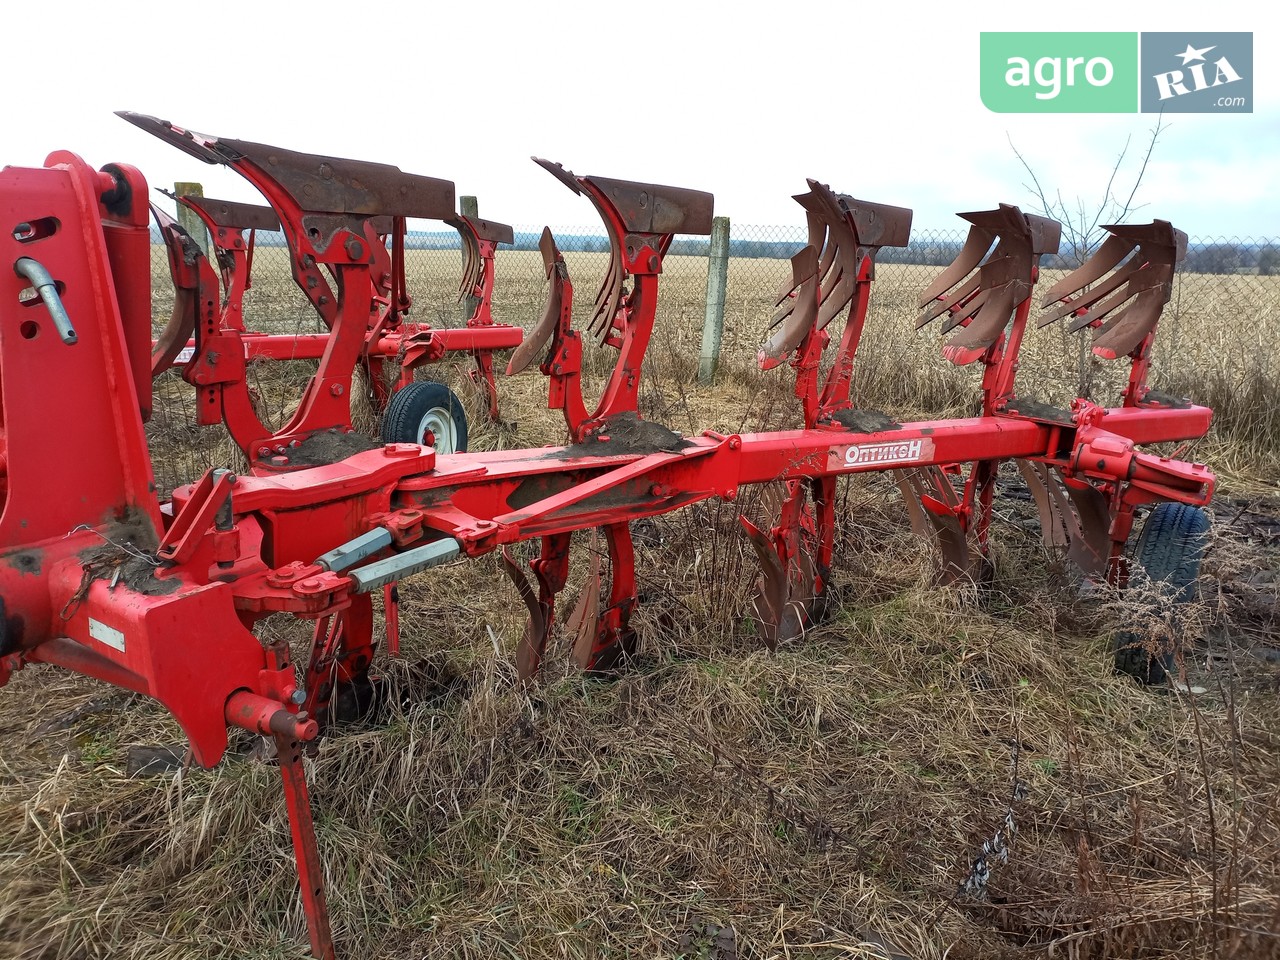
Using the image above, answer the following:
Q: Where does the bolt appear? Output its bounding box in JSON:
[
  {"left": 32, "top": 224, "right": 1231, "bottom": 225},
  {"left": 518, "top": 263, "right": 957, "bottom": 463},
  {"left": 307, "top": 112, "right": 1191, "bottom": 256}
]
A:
[
  {"left": 345, "top": 238, "right": 365, "bottom": 260},
  {"left": 728, "top": 437, "right": 741, "bottom": 450},
  {"left": 318, "top": 295, "right": 330, "bottom": 306},
  {"left": 270, "top": 456, "right": 289, "bottom": 467},
  {"left": 258, "top": 447, "right": 271, "bottom": 457},
  {"left": 330, "top": 383, "right": 345, "bottom": 397},
  {"left": 298, "top": 578, "right": 321, "bottom": 590},
  {"left": 289, "top": 688, "right": 307, "bottom": 705}
]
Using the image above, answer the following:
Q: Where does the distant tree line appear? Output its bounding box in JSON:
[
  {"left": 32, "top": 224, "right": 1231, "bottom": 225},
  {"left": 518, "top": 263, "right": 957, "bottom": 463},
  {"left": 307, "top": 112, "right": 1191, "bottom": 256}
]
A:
[{"left": 151, "top": 226, "right": 1278, "bottom": 276}]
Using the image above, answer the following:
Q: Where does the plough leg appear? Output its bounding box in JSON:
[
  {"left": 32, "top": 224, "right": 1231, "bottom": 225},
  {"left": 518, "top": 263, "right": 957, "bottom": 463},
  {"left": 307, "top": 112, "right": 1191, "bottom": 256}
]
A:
[
  {"left": 571, "top": 523, "right": 639, "bottom": 672},
  {"left": 470, "top": 349, "right": 500, "bottom": 421},
  {"left": 383, "top": 583, "right": 401, "bottom": 658},
  {"left": 302, "top": 594, "right": 376, "bottom": 726},
  {"left": 897, "top": 467, "right": 973, "bottom": 582},
  {"left": 504, "top": 534, "right": 571, "bottom": 682},
  {"left": 276, "top": 730, "right": 335, "bottom": 960},
  {"left": 740, "top": 480, "right": 824, "bottom": 648}
]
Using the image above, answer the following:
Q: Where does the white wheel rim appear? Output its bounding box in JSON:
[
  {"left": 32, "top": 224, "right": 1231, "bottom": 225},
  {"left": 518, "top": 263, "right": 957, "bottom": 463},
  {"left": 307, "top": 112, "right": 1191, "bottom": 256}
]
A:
[{"left": 417, "top": 405, "right": 458, "bottom": 453}]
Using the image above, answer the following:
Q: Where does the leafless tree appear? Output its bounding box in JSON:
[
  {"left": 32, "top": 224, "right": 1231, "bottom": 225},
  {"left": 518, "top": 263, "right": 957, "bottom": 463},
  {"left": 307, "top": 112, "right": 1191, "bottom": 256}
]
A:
[
  {"left": 1008, "top": 117, "right": 1169, "bottom": 267},
  {"left": 1008, "top": 118, "right": 1168, "bottom": 396}
]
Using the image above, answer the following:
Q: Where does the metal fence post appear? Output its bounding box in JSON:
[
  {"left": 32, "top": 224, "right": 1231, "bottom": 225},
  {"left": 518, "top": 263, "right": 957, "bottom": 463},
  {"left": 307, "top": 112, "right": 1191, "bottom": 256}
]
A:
[
  {"left": 699, "top": 216, "right": 730, "bottom": 384},
  {"left": 173, "top": 182, "right": 208, "bottom": 255}
]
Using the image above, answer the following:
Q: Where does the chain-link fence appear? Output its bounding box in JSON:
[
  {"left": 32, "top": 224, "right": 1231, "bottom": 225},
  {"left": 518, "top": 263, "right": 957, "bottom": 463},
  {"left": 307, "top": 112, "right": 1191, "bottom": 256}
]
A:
[
  {"left": 147, "top": 218, "right": 1280, "bottom": 480},
  {"left": 723, "top": 223, "right": 1278, "bottom": 401}
]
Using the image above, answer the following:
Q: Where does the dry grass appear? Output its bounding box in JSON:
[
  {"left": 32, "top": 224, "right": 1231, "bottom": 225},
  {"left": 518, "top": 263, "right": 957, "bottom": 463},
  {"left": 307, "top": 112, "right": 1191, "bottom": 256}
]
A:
[{"left": 1, "top": 246, "right": 1278, "bottom": 960}]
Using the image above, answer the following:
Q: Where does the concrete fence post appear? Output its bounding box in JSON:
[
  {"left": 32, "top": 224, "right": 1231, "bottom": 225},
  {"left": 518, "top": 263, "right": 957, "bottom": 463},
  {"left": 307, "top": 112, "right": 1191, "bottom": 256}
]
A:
[
  {"left": 173, "top": 182, "right": 207, "bottom": 255},
  {"left": 458, "top": 195, "right": 480, "bottom": 319},
  {"left": 699, "top": 216, "right": 731, "bottom": 384}
]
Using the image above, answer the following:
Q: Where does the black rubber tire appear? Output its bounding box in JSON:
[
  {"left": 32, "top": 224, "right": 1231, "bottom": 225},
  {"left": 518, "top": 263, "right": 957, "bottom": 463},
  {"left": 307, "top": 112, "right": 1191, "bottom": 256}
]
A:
[
  {"left": 1114, "top": 502, "right": 1210, "bottom": 684},
  {"left": 381, "top": 380, "right": 468, "bottom": 454}
]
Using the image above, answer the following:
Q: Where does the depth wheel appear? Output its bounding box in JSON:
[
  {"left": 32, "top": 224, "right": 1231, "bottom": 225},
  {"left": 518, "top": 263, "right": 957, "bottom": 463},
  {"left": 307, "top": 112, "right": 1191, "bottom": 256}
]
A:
[
  {"left": 1114, "top": 502, "right": 1210, "bottom": 685},
  {"left": 381, "top": 380, "right": 468, "bottom": 454}
]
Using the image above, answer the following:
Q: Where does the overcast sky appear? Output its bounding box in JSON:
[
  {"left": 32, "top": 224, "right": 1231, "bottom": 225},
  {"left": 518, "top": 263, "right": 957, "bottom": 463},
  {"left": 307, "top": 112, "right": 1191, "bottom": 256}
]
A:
[{"left": 3, "top": 1, "right": 1273, "bottom": 238}]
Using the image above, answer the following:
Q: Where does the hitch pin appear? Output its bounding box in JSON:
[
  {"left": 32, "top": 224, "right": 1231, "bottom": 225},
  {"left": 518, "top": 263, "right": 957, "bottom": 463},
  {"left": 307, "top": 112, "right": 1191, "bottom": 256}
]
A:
[{"left": 13, "top": 258, "right": 77, "bottom": 345}]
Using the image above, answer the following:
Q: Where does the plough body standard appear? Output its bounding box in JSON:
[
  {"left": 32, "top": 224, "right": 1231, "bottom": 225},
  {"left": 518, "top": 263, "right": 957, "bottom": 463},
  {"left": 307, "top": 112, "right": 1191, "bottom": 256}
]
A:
[
  {"left": 0, "top": 116, "right": 1214, "bottom": 958},
  {"left": 139, "top": 112, "right": 522, "bottom": 462}
]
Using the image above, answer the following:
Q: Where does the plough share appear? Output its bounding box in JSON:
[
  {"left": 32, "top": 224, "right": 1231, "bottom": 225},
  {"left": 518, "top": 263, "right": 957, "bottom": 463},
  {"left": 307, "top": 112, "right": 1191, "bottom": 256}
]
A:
[{"left": 0, "top": 116, "right": 1213, "bottom": 958}]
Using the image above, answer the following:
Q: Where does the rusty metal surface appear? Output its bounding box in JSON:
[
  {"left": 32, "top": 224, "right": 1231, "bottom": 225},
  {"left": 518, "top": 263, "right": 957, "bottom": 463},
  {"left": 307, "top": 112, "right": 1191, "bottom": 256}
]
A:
[
  {"left": 918, "top": 204, "right": 1060, "bottom": 366},
  {"left": 149, "top": 205, "right": 200, "bottom": 375},
  {"left": 449, "top": 218, "right": 483, "bottom": 300},
  {"left": 843, "top": 196, "right": 913, "bottom": 249},
  {"left": 532, "top": 157, "right": 582, "bottom": 195},
  {"left": 500, "top": 548, "right": 545, "bottom": 683},
  {"left": 1063, "top": 479, "right": 1111, "bottom": 575},
  {"left": 581, "top": 175, "right": 715, "bottom": 236},
  {"left": 761, "top": 180, "right": 912, "bottom": 367},
  {"left": 760, "top": 244, "right": 820, "bottom": 367},
  {"left": 740, "top": 515, "right": 814, "bottom": 650},
  {"left": 116, "top": 111, "right": 224, "bottom": 164},
  {"left": 533, "top": 158, "right": 713, "bottom": 352},
  {"left": 449, "top": 215, "right": 514, "bottom": 245},
  {"left": 534, "top": 160, "right": 625, "bottom": 347},
  {"left": 1017, "top": 461, "right": 1070, "bottom": 550},
  {"left": 506, "top": 228, "right": 563, "bottom": 375},
  {"left": 898, "top": 467, "right": 973, "bottom": 582},
  {"left": 181, "top": 195, "right": 281, "bottom": 232},
  {"left": 1039, "top": 220, "right": 1187, "bottom": 361},
  {"left": 217, "top": 138, "right": 455, "bottom": 219},
  {"left": 119, "top": 112, "right": 455, "bottom": 220}
]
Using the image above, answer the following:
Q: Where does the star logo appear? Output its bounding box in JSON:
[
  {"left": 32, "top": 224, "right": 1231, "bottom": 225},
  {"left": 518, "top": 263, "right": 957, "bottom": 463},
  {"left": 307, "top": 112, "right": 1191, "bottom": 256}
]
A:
[{"left": 1176, "top": 43, "right": 1216, "bottom": 65}]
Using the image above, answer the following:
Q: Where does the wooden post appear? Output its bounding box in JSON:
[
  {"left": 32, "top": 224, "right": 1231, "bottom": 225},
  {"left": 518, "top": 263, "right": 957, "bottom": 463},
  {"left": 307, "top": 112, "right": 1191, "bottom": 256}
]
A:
[
  {"left": 458, "top": 196, "right": 480, "bottom": 320},
  {"left": 699, "top": 216, "right": 730, "bottom": 384},
  {"left": 173, "top": 182, "right": 208, "bottom": 255}
]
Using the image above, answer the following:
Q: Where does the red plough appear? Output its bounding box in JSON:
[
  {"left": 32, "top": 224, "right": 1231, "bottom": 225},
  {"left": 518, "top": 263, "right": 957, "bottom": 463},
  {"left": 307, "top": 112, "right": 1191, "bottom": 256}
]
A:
[{"left": 0, "top": 121, "right": 1214, "bottom": 958}]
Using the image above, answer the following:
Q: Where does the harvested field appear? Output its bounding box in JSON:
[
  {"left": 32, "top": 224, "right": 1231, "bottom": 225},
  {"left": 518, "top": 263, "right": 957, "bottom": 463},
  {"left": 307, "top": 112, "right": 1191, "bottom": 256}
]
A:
[{"left": 1, "top": 238, "right": 1278, "bottom": 960}]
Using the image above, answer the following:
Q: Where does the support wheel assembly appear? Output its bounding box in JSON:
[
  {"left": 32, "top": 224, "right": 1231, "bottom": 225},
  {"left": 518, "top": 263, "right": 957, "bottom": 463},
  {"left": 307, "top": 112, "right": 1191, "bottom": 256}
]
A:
[
  {"left": 381, "top": 380, "right": 469, "bottom": 454},
  {"left": 1113, "top": 502, "right": 1211, "bottom": 685}
]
